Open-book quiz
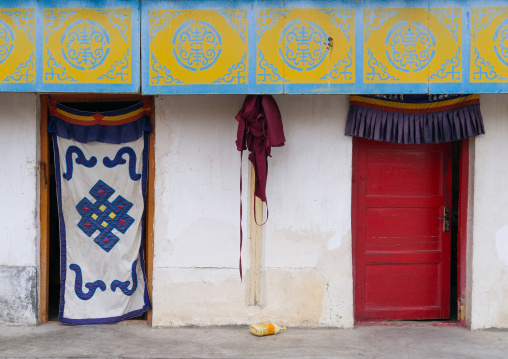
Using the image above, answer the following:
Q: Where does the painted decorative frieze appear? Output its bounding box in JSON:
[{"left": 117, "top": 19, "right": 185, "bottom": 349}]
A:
[
  {"left": 363, "top": 7, "right": 462, "bottom": 84},
  {"left": 147, "top": 9, "right": 248, "bottom": 87},
  {"left": 470, "top": 7, "right": 508, "bottom": 83},
  {"left": 42, "top": 7, "right": 137, "bottom": 89},
  {"left": 0, "top": 8, "right": 35, "bottom": 86},
  {"left": 256, "top": 8, "right": 354, "bottom": 85}
]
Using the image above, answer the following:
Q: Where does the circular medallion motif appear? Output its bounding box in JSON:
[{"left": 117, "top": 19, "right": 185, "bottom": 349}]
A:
[
  {"left": 0, "top": 19, "right": 14, "bottom": 65},
  {"left": 385, "top": 21, "right": 436, "bottom": 73},
  {"left": 172, "top": 20, "right": 222, "bottom": 71},
  {"left": 494, "top": 19, "right": 508, "bottom": 66},
  {"left": 279, "top": 20, "right": 328, "bottom": 71},
  {"left": 61, "top": 20, "right": 110, "bottom": 70}
]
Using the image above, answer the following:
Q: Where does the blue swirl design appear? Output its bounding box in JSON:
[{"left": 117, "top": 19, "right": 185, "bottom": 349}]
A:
[
  {"left": 0, "top": 19, "right": 14, "bottom": 65},
  {"left": 2, "top": 51, "right": 35, "bottom": 83},
  {"left": 385, "top": 21, "right": 435, "bottom": 73},
  {"left": 172, "top": 20, "right": 222, "bottom": 72},
  {"left": 64, "top": 146, "right": 97, "bottom": 181},
  {"left": 279, "top": 20, "right": 329, "bottom": 72},
  {"left": 150, "top": 51, "right": 182, "bottom": 85},
  {"left": 149, "top": 10, "right": 183, "bottom": 43},
  {"left": 427, "top": 9, "right": 460, "bottom": 43},
  {"left": 44, "top": 10, "right": 78, "bottom": 44},
  {"left": 428, "top": 47, "right": 461, "bottom": 80},
  {"left": 45, "top": 48, "right": 77, "bottom": 82},
  {"left": 472, "top": 8, "right": 507, "bottom": 42},
  {"left": 473, "top": 47, "right": 507, "bottom": 81},
  {"left": 213, "top": 52, "right": 247, "bottom": 84},
  {"left": 318, "top": 9, "right": 352, "bottom": 42},
  {"left": 97, "top": 49, "right": 130, "bottom": 81},
  {"left": 103, "top": 147, "right": 141, "bottom": 181},
  {"left": 61, "top": 20, "right": 110, "bottom": 71},
  {"left": 69, "top": 264, "right": 106, "bottom": 300},
  {"left": 257, "top": 49, "right": 289, "bottom": 83},
  {"left": 1, "top": 10, "right": 34, "bottom": 44},
  {"left": 364, "top": 9, "right": 399, "bottom": 43},
  {"left": 365, "top": 48, "right": 399, "bottom": 81},
  {"left": 216, "top": 9, "right": 247, "bottom": 43},
  {"left": 96, "top": 9, "right": 129, "bottom": 43},
  {"left": 320, "top": 47, "right": 353, "bottom": 81},
  {"left": 494, "top": 18, "right": 508, "bottom": 66},
  {"left": 257, "top": 9, "right": 290, "bottom": 42},
  {"left": 111, "top": 259, "right": 138, "bottom": 296}
]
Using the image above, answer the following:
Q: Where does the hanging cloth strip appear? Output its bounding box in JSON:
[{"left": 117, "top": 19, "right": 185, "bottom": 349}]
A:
[
  {"left": 345, "top": 94, "right": 485, "bottom": 144},
  {"left": 48, "top": 100, "right": 152, "bottom": 325},
  {"left": 235, "top": 95, "right": 285, "bottom": 280}
]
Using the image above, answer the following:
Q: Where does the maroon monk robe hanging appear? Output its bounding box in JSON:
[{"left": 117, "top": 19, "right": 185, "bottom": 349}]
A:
[{"left": 235, "top": 95, "right": 285, "bottom": 279}]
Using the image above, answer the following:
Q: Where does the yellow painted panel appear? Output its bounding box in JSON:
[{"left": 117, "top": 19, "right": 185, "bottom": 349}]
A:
[
  {"left": 149, "top": 9, "right": 248, "bottom": 85},
  {"left": 0, "top": 9, "right": 35, "bottom": 84},
  {"left": 43, "top": 8, "right": 132, "bottom": 84},
  {"left": 363, "top": 8, "right": 462, "bottom": 83},
  {"left": 257, "top": 8, "right": 354, "bottom": 84},
  {"left": 470, "top": 7, "right": 508, "bottom": 83}
]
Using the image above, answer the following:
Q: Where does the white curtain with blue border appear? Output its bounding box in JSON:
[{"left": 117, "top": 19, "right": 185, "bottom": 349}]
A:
[{"left": 48, "top": 101, "right": 152, "bottom": 324}]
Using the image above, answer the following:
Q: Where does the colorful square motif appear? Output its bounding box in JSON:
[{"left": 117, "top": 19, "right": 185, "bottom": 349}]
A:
[
  {"left": 363, "top": 8, "right": 462, "bottom": 84},
  {"left": 0, "top": 8, "right": 35, "bottom": 84},
  {"left": 470, "top": 7, "right": 508, "bottom": 83},
  {"left": 149, "top": 9, "right": 248, "bottom": 85},
  {"left": 43, "top": 8, "right": 132, "bottom": 84},
  {"left": 256, "top": 8, "right": 354, "bottom": 84}
]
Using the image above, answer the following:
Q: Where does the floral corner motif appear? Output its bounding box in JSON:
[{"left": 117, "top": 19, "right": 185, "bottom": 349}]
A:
[
  {"left": 320, "top": 47, "right": 353, "bottom": 81},
  {"left": 149, "top": 51, "right": 182, "bottom": 85},
  {"left": 365, "top": 48, "right": 399, "bottom": 82},
  {"left": 148, "top": 10, "right": 183, "bottom": 43},
  {"left": 213, "top": 52, "right": 247, "bottom": 84},
  {"left": 318, "top": 9, "right": 353, "bottom": 43},
  {"left": 96, "top": 9, "right": 130, "bottom": 43},
  {"left": 257, "top": 9, "right": 290, "bottom": 42},
  {"left": 97, "top": 49, "right": 130, "bottom": 82},
  {"left": 44, "top": 48, "right": 77, "bottom": 82},
  {"left": 257, "top": 49, "right": 288, "bottom": 83},
  {"left": 1, "top": 51, "right": 35, "bottom": 83},
  {"left": 364, "top": 9, "right": 399, "bottom": 43},
  {"left": 216, "top": 9, "right": 247, "bottom": 43}
]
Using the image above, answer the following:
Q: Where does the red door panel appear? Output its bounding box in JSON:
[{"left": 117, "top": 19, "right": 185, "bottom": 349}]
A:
[{"left": 354, "top": 138, "right": 452, "bottom": 321}]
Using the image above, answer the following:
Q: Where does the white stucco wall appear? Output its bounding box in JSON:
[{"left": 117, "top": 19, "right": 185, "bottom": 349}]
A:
[
  {"left": 152, "top": 95, "right": 353, "bottom": 327},
  {"left": 0, "top": 93, "right": 38, "bottom": 325},
  {"left": 471, "top": 94, "right": 508, "bottom": 329}
]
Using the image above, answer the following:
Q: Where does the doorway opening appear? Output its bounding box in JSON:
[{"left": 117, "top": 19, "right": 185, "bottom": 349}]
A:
[
  {"left": 352, "top": 138, "right": 469, "bottom": 324},
  {"left": 40, "top": 95, "right": 155, "bottom": 324}
]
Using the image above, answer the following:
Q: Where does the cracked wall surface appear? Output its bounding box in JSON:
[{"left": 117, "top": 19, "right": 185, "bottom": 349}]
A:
[
  {"left": 152, "top": 95, "right": 354, "bottom": 327},
  {"left": 0, "top": 93, "right": 38, "bottom": 325}
]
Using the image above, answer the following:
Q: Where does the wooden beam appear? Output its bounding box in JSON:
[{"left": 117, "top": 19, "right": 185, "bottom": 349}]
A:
[
  {"left": 145, "top": 98, "right": 155, "bottom": 325},
  {"left": 39, "top": 95, "right": 50, "bottom": 323},
  {"left": 249, "top": 164, "right": 263, "bottom": 306}
]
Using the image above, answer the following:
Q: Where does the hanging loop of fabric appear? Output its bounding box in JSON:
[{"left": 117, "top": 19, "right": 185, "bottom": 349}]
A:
[{"left": 235, "top": 95, "right": 285, "bottom": 280}]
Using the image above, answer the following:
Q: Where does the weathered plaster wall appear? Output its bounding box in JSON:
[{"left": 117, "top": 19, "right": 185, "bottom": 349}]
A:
[
  {"left": 153, "top": 95, "right": 353, "bottom": 327},
  {"left": 0, "top": 93, "right": 38, "bottom": 325},
  {"left": 471, "top": 94, "right": 508, "bottom": 329}
]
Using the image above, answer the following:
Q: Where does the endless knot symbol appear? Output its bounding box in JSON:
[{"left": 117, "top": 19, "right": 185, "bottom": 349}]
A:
[
  {"left": 172, "top": 20, "right": 222, "bottom": 71},
  {"left": 76, "top": 180, "right": 134, "bottom": 252},
  {"left": 385, "top": 21, "right": 436, "bottom": 73},
  {"left": 494, "top": 19, "right": 508, "bottom": 66},
  {"left": 61, "top": 20, "right": 110, "bottom": 70},
  {"left": 0, "top": 19, "right": 14, "bottom": 65},
  {"left": 279, "top": 20, "right": 328, "bottom": 71}
]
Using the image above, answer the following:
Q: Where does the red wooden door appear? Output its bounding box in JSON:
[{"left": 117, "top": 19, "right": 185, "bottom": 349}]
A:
[{"left": 354, "top": 138, "right": 452, "bottom": 321}]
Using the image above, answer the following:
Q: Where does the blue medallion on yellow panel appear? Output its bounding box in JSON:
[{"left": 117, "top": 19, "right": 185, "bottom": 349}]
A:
[
  {"left": 0, "top": 8, "right": 35, "bottom": 84},
  {"left": 43, "top": 8, "right": 132, "bottom": 84},
  {"left": 470, "top": 7, "right": 508, "bottom": 83},
  {"left": 256, "top": 8, "right": 354, "bottom": 84},
  {"left": 148, "top": 9, "right": 248, "bottom": 85},
  {"left": 363, "top": 8, "right": 462, "bottom": 84}
]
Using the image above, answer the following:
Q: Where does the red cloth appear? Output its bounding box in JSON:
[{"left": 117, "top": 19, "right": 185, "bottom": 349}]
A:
[{"left": 235, "top": 95, "right": 285, "bottom": 202}]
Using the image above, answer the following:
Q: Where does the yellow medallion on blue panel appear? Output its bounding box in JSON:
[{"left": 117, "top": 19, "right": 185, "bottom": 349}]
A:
[
  {"left": 149, "top": 9, "right": 248, "bottom": 85},
  {"left": 470, "top": 7, "right": 508, "bottom": 83},
  {"left": 363, "top": 8, "right": 462, "bottom": 84},
  {"left": 43, "top": 8, "right": 132, "bottom": 84},
  {"left": 256, "top": 8, "right": 354, "bottom": 84},
  {"left": 0, "top": 8, "right": 35, "bottom": 84}
]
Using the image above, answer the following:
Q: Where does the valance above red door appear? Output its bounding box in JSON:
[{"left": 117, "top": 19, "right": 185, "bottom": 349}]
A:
[{"left": 345, "top": 94, "right": 485, "bottom": 144}]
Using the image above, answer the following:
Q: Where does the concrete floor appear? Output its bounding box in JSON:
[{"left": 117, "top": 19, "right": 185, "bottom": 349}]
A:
[{"left": 0, "top": 325, "right": 507, "bottom": 359}]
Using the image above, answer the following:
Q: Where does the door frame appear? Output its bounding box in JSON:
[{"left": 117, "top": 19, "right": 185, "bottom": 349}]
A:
[
  {"left": 351, "top": 137, "right": 470, "bottom": 326},
  {"left": 39, "top": 94, "right": 155, "bottom": 325}
]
